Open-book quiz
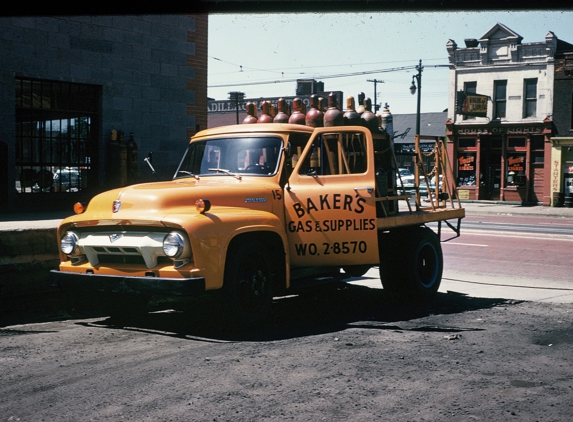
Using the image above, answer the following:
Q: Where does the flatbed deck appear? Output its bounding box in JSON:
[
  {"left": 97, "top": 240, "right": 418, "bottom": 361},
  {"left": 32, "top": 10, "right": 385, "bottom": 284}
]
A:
[{"left": 377, "top": 207, "right": 465, "bottom": 230}]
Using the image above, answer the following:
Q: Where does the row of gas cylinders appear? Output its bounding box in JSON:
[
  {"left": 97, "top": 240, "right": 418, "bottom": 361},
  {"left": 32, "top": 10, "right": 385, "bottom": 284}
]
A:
[{"left": 242, "top": 92, "right": 393, "bottom": 136}]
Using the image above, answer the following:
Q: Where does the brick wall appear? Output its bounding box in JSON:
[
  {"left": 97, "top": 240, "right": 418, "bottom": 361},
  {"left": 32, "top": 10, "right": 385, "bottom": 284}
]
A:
[
  {"left": 186, "top": 14, "right": 208, "bottom": 139},
  {"left": 0, "top": 15, "right": 208, "bottom": 212}
]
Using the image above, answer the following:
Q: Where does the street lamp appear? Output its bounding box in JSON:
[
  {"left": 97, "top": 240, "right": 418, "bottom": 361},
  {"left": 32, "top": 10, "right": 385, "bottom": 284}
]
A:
[
  {"left": 228, "top": 91, "right": 245, "bottom": 124},
  {"left": 409, "top": 59, "right": 423, "bottom": 136}
]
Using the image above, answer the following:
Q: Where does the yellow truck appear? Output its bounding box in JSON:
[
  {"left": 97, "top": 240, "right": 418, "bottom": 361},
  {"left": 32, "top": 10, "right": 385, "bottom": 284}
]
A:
[{"left": 51, "top": 123, "right": 464, "bottom": 326}]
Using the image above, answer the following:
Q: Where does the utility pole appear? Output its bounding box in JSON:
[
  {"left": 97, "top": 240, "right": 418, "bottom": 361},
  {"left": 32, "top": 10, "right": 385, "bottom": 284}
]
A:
[
  {"left": 228, "top": 91, "right": 245, "bottom": 124},
  {"left": 367, "top": 79, "right": 384, "bottom": 113}
]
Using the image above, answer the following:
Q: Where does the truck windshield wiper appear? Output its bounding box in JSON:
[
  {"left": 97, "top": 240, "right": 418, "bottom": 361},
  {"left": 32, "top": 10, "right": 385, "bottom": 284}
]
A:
[
  {"left": 175, "top": 170, "right": 199, "bottom": 180},
  {"left": 208, "top": 168, "right": 242, "bottom": 180}
]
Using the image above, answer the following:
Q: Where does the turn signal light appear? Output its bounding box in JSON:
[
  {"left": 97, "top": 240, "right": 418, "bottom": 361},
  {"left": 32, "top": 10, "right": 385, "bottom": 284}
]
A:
[
  {"left": 195, "top": 198, "right": 211, "bottom": 214},
  {"left": 73, "top": 202, "right": 87, "bottom": 214}
]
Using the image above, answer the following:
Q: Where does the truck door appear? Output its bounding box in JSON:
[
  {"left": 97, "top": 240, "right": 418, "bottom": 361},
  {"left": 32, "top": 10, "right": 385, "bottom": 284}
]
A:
[{"left": 284, "top": 127, "right": 379, "bottom": 268}]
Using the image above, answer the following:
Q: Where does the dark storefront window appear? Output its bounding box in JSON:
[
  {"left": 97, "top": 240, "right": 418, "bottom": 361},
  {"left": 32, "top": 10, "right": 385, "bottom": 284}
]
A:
[
  {"left": 493, "top": 80, "right": 507, "bottom": 119},
  {"left": 506, "top": 153, "right": 526, "bottom": 187},
  {"left": 523, "top": 78, "right": 537, "bottom": 118},
  {"left": 457, "top": 153, "right": 477, "bottom": 187},
  {"left": 15, "top": 78, "right": 100, "bottom": 194},
  {"left": 506, "top": 137, "right": 527, "bottom": 187}
]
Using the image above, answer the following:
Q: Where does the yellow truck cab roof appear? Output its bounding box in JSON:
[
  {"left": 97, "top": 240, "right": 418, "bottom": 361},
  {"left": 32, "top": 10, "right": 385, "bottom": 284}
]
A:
[{"left": 192, "top": 123, "right": 315, "bottom": 141}]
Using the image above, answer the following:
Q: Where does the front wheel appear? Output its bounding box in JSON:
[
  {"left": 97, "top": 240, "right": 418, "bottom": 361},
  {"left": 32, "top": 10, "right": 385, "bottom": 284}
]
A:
[{"left": 222, "top": 242, "right": 275, "bottom": 329}]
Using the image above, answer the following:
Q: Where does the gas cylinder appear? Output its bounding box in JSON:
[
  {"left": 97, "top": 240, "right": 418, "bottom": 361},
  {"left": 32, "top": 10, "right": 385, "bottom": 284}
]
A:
[
  {"left": 380, "top": 103, "right": 394, "bottom": 137},
  {"left": 274, "top": 98, "right": 289, "bottom": 123},
  {"left": 242, "top": 102, "right": 258, "bottom": 124},
  {"left": 323, "top": 92, "right": 344, "bottom": 127},
  {"left": 305, "top": 94, "right": 324, "bottom": 127},
  {"left": 360, "top": 97, "right": 380, "bottom": 133},
  {"left": 288, "top": 98, "right": 306, "bottom": 125},
  {"left": 343, "top": 96, "right": 361, "bottom": 126},
  {"left": 258, "top": 100, "right": 273, "bottom": 123},
  {"left": 356, "top": 92, "right": 366, "bottom": 115}
]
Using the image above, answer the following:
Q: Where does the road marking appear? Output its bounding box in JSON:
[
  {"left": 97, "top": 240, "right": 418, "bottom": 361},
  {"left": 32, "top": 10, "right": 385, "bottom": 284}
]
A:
[
  {"left": 446, "top": 242, "right": 488, "bottom": 247},
  {"left": 460, "top": 229, "right": 573, "bottom": 242}
]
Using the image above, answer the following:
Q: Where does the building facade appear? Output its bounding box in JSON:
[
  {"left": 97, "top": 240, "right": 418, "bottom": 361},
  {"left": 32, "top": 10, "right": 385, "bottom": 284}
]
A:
[
  {"left": 0, "top": 14, "right": 208, "bottom": 213},
  {"left": 446, "top": 23, "right": 573, "bottom": 205},
  {"left": 549, "top": 48, "right": 573, "bottom": 206}
]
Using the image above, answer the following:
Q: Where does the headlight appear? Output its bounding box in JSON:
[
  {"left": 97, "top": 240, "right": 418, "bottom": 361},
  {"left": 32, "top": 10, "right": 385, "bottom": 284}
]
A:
[
  {"left": 163, "top": 232, "right": 185, "bottom": 258},
  {"left": 60, "top": 232, "right": 79, "bottom": 255}
]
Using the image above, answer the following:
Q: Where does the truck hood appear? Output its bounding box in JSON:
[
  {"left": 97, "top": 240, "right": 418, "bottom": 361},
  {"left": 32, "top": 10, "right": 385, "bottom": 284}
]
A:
[{"left": 66, "top": 178, "right": 278, "bottom": 227}]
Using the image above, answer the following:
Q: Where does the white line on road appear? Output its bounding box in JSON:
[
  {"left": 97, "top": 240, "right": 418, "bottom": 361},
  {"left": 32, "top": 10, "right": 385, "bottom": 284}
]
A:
[
  {"left": 459, "top": 229, "right": 573, "bottom": 242},
  {"left": 445, "top": 242, "right": 488, "bottom": 247}
]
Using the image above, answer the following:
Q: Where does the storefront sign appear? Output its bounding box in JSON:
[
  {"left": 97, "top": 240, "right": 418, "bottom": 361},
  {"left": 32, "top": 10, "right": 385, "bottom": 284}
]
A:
[
  {"left": 456, "top": 126, "right": 542, "bottom": 135},
  {"left": 457, "top": 190, "right": 470, "bottom": 200},
  {"left": 458, "top": 155, "right": 475, "bottom": 171},
  {"left": 208, "top": 96, "right": 311, "bottom": 113},
  {"left": 507, "top": 156, "right": 525, "bottom": 172},
  {"left": 552, "top": 160, "right": 560, "bottom": 193},
  {"left": 456, "top": 91, "right": 488, "bottom": 117}
]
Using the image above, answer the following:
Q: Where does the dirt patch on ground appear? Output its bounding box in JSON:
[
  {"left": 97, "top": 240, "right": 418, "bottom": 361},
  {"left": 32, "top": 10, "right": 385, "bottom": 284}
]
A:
[{"left": 1, "top": 284, "right": 573, "bottom": 420}]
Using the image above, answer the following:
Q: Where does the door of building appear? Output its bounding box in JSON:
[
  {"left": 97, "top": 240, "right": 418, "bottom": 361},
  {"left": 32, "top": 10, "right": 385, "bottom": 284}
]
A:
[{"left": 479, "top": 137, "right": 502, "bottom": 200}]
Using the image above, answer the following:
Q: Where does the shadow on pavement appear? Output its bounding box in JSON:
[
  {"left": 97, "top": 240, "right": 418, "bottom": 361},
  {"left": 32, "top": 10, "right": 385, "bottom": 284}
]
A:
[{"left": 1, "top": 283, "right": 512, "bottom": 342}]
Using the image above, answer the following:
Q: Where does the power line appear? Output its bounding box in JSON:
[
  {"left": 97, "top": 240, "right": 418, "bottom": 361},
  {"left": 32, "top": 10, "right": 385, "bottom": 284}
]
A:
[{"left": 208, "top": 64, "right": 449, "bottom": 89}]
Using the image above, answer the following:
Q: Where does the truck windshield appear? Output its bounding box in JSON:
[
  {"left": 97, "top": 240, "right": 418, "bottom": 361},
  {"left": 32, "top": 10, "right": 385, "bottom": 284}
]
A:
[{"left": 174, "top": 136, "right": 283, "bottom": 179}]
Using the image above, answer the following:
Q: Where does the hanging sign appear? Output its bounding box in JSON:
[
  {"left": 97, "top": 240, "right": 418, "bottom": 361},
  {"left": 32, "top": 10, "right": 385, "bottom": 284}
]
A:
[{"left": 456, "top": 91, "right": 489, "bottom": 117}]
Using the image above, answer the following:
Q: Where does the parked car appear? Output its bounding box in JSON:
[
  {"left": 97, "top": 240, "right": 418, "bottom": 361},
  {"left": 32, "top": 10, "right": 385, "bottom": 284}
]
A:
[
  {"left": 396, "top": 170, "right": 443, "bottom": 197},
  {"left": 396, "top": 168, "right": 415, "bottom": 193},
  {"left": 53, "top": 168, "right": 80, "bottom": 192}
]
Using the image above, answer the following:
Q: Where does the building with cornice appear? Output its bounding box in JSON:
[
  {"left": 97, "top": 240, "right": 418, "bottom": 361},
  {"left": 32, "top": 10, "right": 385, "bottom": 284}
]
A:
[{"left": 445, "top": 23, "right": 573, "bottom": 205}]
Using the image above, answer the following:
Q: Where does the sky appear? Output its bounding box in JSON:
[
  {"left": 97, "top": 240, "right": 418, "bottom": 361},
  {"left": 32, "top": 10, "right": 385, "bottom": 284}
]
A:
[{"left": 208, "top": 10, "right": 573, "bottom": 114}]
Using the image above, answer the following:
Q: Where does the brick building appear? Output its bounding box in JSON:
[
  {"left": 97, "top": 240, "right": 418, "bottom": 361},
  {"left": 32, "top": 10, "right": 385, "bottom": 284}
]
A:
[
  {"left": 0, "top": 14, "right": 208, "bottom": 213},
  {"left": 445, "top": 23, "right": 573, "bottom": 205}
]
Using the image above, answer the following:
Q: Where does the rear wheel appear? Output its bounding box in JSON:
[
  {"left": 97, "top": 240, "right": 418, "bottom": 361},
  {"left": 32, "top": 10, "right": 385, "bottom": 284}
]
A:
[
  {"left": 379, "top": 226, "right": 443, "bottom": 300},
  {"left": 403, "top": 227, "right": 443, "bottom": 298},
  {"left": 222, "top": 241, "right": 275, "bottom": 329}
]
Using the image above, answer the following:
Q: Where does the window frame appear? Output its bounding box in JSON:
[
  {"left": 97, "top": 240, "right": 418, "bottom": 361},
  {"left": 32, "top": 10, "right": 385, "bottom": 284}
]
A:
[
  {"left": 15, "top": 77, "right": 100, "bottom": 195},
  {"left": 523, "top": 78, "right": 537, "bottom": 118},
  {"left": 493, "top": 80, "right": 507, "bottom": 119},
  {"left": 463, "top": 81, "right": 477, "bottom": 120}
]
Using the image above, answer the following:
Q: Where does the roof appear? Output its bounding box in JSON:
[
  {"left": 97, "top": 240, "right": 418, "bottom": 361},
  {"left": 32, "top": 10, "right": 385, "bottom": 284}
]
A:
[{"left": 392, "top": 112, "right": 448, "bottom": 144}]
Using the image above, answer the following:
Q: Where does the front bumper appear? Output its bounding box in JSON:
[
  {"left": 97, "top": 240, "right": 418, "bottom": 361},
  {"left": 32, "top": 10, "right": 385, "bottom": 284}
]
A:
[{"left": 51, "top": 270, "right": 206, "bottom": 296}]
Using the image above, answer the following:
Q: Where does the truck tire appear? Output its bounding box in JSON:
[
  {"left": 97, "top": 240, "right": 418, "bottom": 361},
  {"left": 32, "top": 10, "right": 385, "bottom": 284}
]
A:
[
  {"left": 400, "top": 226, "right": 443, "bottom": 299},
  {"left": 222, "top": 241, "right": 275, "bottom": 329},
  {"left": 379, "top": 226, "right": 443, "bottom": 300},
  {"left": 107, "top": 293, "right": 150, "bottom": 325},
  {"left": 378, "top": 231, "right": 401, "bottom": 295},
  {"left": 342, "top": 265, "right": 371, "bottom": 278}
]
